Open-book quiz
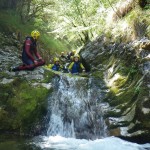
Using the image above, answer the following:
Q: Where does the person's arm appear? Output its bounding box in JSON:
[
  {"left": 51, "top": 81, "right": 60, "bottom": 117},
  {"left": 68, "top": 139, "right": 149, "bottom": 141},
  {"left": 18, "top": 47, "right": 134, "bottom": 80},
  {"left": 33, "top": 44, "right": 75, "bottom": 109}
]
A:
[
  {"left": 25, "top": 39, "right": 35, "bottom": 61},
  {"left": 68, "top": 62, "right": 74, "bottom": 73},
  {"left": 34, "top": 47, "right": 42, "bottom": 60},
  {"left": 80, "top": 63, "right": 85, "bottom": 72}
]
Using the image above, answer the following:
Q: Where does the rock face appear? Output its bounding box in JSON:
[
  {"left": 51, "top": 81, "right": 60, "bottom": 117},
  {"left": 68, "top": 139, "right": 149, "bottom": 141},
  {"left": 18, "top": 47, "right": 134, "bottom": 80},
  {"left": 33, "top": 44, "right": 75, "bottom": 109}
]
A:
[
  {"left": 80, "top": 35, "right": 150, "bottom": 142},
  {"left": 0, "top": 32, "right": 53, "bottom": 136}
]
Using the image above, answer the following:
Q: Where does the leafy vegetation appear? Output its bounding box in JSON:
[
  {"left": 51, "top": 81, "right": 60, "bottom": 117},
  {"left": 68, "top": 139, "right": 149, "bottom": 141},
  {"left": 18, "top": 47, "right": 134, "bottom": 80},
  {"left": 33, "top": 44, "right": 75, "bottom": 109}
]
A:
[{"left": 0, "top": 0, "right": 149, "bottom": 48}]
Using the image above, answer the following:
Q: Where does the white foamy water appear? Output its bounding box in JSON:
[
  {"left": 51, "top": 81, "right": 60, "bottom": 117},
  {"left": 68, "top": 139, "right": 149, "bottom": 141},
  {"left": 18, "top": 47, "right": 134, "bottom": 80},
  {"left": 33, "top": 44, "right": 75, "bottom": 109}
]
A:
[{"left": 34, "top": 136, "right": 150, "bottom": 150}]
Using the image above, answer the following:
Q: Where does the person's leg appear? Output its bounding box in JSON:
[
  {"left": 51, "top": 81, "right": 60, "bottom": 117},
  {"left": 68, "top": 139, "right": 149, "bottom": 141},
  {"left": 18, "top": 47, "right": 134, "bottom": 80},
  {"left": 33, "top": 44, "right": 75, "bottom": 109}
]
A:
[
  {"left": 10, "top": 59, "right": 45, "bottom": 72},
  {"left": 18, "top": 59, "right": 35, "bottom": 70},
  {"left": 18, "top": 64, "right": 35, "bottom": 71},
  {"left": 11, "top": 59, "right": 35, "bottom": 71}
]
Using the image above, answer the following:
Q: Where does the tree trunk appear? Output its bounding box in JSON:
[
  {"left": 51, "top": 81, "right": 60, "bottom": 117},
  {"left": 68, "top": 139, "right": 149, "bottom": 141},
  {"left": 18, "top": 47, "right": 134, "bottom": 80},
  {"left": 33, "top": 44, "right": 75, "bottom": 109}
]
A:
[{"left": 111, "top": 0, "right": 136, "bottom": 21}]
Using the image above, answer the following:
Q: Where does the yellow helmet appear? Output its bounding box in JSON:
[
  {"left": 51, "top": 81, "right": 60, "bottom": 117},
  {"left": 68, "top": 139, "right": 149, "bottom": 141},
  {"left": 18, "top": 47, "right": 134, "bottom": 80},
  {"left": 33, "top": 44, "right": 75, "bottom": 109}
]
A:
[
  {"left": 74, "top": 54, "right": 80, "bottom": 59},
  {"left": 72, "top": 50, "right": 76, "bottom": 54},
  {"left": 54, "top": 57, "right": 60, "bottom": 62},
  {"left": 31, "top": 30, "right": 40, "bottom": 39}
]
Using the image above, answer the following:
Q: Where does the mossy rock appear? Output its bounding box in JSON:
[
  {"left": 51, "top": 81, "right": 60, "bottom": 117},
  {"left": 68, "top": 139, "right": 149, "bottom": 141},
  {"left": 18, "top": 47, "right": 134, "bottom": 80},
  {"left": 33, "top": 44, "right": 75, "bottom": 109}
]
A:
[
  {"left": 0, "top": 77, "right": 51, "bottom": 135},
  {"left": 0, "top": 108, "right": 11, "bottom": 130},
  {"left": 91, "top": 71, "right": 104, "bottom": 79}
]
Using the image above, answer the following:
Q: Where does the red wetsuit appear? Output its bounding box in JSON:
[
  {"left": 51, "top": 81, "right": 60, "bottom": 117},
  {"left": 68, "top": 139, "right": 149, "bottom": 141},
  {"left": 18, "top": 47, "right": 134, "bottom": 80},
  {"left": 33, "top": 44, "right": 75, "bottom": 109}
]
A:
[{"left": 17, "top": 37, "right": 45, "bottom": 71}]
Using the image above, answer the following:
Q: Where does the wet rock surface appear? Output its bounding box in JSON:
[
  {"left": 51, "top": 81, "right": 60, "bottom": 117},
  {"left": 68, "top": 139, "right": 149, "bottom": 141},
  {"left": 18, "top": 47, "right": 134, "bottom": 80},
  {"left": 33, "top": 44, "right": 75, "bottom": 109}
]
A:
[
  {"left": 80, "top": 36, "right": 150, "bottom": 142},
  {"left": 0, "top": 32, "right": 51, "bottom": 86}
]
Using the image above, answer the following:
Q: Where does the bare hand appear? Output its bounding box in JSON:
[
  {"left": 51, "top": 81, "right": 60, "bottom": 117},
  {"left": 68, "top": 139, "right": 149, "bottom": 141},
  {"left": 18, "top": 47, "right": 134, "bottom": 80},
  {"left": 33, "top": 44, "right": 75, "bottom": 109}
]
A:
[
  {"left": 34, "top": 60, "right": 38, "bottom": 65},
  {"left": 38, "top": 57, "right": 42, "bottom": 60}
]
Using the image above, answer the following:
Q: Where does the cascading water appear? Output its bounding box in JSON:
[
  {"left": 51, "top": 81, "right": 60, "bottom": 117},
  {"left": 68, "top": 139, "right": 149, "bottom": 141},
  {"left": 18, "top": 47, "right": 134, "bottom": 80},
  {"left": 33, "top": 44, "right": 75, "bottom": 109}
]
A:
[
  {"left": 33, "top": 73, "right": 150, "bottom": 150},
  {"left": 46, "top": 74, "right": 108, "bottom": 139}
]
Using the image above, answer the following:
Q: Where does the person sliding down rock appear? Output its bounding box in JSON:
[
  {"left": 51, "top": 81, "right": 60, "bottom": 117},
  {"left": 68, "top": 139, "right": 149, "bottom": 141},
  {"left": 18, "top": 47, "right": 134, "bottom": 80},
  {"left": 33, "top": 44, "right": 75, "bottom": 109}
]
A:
[
  {"left": 10, "top": 30, "right": 45, "bottom": 71},
  {"left": 68, "top": 54, "right": 85, "bottom": 74}
]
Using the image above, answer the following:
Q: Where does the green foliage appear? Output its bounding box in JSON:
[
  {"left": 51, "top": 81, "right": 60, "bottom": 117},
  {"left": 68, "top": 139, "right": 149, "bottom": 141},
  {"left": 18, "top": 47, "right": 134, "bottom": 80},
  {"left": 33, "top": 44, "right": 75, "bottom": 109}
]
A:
[
  {"left": 41, "top": 34, "right": 68, "bottom": 53},
  {"left": 100, "top": 0, "right": 119, "bottom": 8},
  {"left": 44, "top": 0, "right": 106, "bottom": 46},
  {"left": 0, "top": 108, "right": 10, "bottom": 129},
  {"left": 134, "top": 86, "right": 141, "bottom": 94},
  {"left": 91, "top": 71, "right": 104, "bottom": 79},
  {"left": 0, "top": 10, "right": 34, "bottom": 34},
  {"left": 130, "top": 65, "right": 138, "bottom": 74},
  {"left": 1, "top": 0, "right": 150, "bottom": 48},
  {"left": 144, "top": 5, "right": 150, "bottom": 10}
]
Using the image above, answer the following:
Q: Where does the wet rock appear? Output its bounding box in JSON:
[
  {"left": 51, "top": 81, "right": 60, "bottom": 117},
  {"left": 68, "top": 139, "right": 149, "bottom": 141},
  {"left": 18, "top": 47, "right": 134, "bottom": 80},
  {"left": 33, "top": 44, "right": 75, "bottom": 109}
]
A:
[
  {"left": 0, "top": 32, "right": 52, "bottom": 136},
  {"left": 80, "top": 35, "right": 150, "bottom": 141},
  {"left": 1, "top": 78, "right": 14, "bottom": 84},
  {"left": 32, "top": 83, "right": 52, "bottom": 90}
]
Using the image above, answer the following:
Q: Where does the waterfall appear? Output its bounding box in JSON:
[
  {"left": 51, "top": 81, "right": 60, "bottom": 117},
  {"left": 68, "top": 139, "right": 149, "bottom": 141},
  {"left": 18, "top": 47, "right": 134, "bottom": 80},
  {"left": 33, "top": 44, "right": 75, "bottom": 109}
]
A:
[
  {"left": 32, "top": 73, "right": 150, "bottom": 150},
  {"left": 46, "top": 74, "right": 109, "bottom": 139}
]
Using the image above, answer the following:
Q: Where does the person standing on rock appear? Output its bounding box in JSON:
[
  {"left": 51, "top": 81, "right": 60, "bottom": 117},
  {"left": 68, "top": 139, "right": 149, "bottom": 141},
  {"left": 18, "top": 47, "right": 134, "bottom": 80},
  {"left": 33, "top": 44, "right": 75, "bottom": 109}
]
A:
[{"left": 10, "top": 30, "right": 45, "bottom": 71}]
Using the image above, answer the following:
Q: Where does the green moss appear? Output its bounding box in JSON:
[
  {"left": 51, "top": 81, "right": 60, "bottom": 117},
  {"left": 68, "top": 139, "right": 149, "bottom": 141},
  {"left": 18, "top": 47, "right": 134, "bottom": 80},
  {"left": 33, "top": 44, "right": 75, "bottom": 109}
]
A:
[
  {"left": 91, "top": 71, "right": 104, "bottom": 79},
  {"left": 0, "top": 77, "right": 50, "bottom": 134},
  {"left": 0, "top": 83, "right": 15, "bottom": 107},
  {"left": 110, "top": 67, "right": 141, "bottom": 102},
  {"left": 42, "top": 69, "right": 56, "bottom": 83},
  {"left": 125, "top": 8, "right": 150, "bottom": 38},
  {"left": 0, "top": 72, "right": 9, "bottom": 79},
  {"left": 106, "top": 56, "right": 116, "bottom": 69},
  {"left": 0, "top": 108, "right": 11, "bottom": 130}
]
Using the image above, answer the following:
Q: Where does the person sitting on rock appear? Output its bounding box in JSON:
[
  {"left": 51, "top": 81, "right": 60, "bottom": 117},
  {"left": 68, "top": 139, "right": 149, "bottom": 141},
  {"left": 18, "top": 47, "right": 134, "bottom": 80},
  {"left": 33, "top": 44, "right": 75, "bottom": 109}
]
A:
[
  {"left": 68, "top": 54, "right": 85, "bottom": 74},
  {"left": 10, "top": 30, "right": 45, "bottom": 71},
  {"left": 51, "top": 57, "right": 63, "bottom": 71}
]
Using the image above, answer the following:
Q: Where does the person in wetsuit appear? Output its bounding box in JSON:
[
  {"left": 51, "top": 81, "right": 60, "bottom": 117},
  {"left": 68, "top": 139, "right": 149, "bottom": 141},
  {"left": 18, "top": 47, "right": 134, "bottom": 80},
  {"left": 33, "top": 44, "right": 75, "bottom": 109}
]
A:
[
  {"left": 10, "top": 30, "right": 45, "bottom": 71},
  {"left": 68, "top": 54, "right": 85, "bottom": 74}
]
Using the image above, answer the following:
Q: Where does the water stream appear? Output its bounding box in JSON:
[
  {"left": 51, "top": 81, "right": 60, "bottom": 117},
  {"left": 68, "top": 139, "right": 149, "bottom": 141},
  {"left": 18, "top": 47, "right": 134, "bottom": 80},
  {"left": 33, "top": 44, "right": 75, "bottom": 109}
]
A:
[
  {"left": 32, "top": 74, "right": 150, "bottom": 150},
  {"left": 0, "top": 74, "right": 150, "bottom": 150}
]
